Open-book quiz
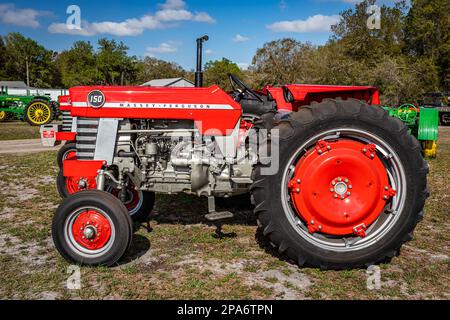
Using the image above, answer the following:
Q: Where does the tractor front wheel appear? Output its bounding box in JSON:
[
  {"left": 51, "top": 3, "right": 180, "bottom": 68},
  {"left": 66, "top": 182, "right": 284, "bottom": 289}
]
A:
[
  {"left": 251, "top": 99, "right": 429, "bottom": 269},
  {"left": 25, "top": 99, "right": 54, "bottom": 126},
  {"left": 57, "top": 142, "right": 77, "bottom": 169},
  {"left": 52, "top": 190, "right": 132, "bottom": 266}
]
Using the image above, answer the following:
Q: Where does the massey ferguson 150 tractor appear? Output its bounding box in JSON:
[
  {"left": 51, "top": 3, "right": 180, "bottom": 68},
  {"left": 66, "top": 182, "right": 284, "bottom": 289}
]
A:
[{"left": 51, "top": 36, "right": 428, "bottom": 268}]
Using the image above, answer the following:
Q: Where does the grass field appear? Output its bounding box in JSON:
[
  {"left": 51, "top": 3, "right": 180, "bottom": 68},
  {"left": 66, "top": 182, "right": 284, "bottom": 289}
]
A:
[
  {"left": 0, "top": 121, "right": 40, "bottom": 140},
  {"left": 0, "top": 128, "right": 448, "bottom": 300}
]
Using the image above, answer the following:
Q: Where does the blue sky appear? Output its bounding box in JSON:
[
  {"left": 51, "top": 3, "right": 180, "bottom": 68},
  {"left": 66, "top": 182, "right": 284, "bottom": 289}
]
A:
[{"left": 0, "top": 0, "right": 390, "bottom": 70}]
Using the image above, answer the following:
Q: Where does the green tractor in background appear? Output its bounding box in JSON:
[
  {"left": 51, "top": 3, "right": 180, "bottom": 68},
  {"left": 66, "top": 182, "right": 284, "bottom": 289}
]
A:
[
  {"left": 0, "top": 86, "right": 59, "bottom": 126},
  {"left": 383, "top": 103, "right": 439, "bottom": 158}
]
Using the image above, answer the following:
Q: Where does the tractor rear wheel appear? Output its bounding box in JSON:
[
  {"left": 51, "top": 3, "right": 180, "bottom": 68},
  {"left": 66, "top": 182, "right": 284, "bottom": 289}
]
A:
[
  {"left": 251, "top": 99, "right": 428, "bottom": 269},
  {"left": 52, "top": 190, "right": 132, "bottom": 266},
  {"left": 25, "top": 99, "right": 54, "bottom": 126}
]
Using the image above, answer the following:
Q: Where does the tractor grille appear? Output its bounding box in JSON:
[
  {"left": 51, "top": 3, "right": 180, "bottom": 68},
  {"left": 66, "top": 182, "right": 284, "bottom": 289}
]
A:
[
  {"left": 61, "top": 111, "right": 73, "bottom": 132},
  {"left": 76, "top": 118, "right": 99, "bottom": 160}
]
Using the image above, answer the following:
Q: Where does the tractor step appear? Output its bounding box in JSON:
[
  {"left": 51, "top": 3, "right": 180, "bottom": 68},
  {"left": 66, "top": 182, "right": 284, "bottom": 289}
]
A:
[
  {"left": 205, "top": 196, "right": 234, "bottom": 221},
  {"left": 205, "top": 211, "right": 234, "bottom": 221}
]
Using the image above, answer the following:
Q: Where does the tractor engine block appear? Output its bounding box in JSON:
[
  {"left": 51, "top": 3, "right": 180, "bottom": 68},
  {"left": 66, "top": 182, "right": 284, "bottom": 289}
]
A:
[{"left": 109, "top": 119, "right": 255, "bottom": 197}]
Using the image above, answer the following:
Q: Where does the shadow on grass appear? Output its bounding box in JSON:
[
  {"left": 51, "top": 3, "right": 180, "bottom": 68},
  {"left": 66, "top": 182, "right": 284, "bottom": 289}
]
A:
[
  {"left": 151, "top": 193, "right": 258, "bottom": 227},
  {"left": 118, "top": 234, "right": 151, "bottom": 265}
]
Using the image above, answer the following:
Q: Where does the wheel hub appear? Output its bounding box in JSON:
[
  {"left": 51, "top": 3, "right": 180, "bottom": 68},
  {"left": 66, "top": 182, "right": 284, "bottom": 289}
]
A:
[
  {"left": 66, "top": 176, "right": 97, "bottom": 194},
  {"left": 288, "top": 139, "right": 395, "bottom": 237},
  {"left": 71, "top": 210, "right": 112, "bottom": 250}
]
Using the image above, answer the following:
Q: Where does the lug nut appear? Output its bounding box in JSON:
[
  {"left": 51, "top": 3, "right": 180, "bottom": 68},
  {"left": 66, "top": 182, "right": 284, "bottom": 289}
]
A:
[
  {"left": 327, "top": 146, "right": 331, "bottom": 150},
  {"left": 348, "top": 185, "right": 353, "bottom": 189},
  {"left": 330, "top": 188, "right": 334, "bottom": 192},
  {"left": 383, "top": 195, "right": 388, "bottom": 200},
  {"left": 344, "top": 179, "right": 349, "bottom": 183},
  {"left": 338, "top": 177, "right": 342, "bottom": 182},
  {"left": 332, "top": 181, "right": 336, "bottom": 186},
  {"left": 347, "top": 192, "right": 351, "bottom": 196},
  {"left": 296, "top": 188, "right": 300, "bottom": 193},
  {"left": 363, "top": 148, "right": 367, "bottom": 153},
  {"left": 310, "top": 220, "right": 315, "bottom": 225},
  {"left": 334, "top": 194, "right": 338, "bottom": 198},
  {"left": 297, "top": 179, "right": 301, "bottom": 183}
]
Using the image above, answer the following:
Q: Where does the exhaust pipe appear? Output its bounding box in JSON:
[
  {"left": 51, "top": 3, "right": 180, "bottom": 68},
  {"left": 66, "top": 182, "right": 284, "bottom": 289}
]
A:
[{"left": 195, "top": 35, "right": 209, "bottom": 87}]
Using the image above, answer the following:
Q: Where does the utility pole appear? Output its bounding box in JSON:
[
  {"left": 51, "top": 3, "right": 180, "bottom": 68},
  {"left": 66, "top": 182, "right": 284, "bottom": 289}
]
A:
[{"left": 26, "top": 57, "right": 30, "bottom": 95}]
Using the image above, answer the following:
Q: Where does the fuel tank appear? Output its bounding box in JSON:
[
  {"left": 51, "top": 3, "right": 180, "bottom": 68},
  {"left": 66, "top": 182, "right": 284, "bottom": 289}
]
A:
[{"left": 68, "top": 85, "right": 242, "bottom": 136}]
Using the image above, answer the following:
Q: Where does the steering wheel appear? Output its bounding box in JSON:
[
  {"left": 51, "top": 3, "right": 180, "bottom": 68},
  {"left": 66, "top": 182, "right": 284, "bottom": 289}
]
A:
[
  {"left": 397, "top": 104, "right": 419, "bottom": 123},
  {"left": 228, "top": 73, "right": 263, "bottom": 102}
]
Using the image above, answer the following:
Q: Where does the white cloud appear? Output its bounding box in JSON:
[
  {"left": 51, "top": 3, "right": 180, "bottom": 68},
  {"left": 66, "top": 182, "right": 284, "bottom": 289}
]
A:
[
  {"left": 145, "top": 41, "right": 180, "bottom": 56},
  {"left": 192, "top": 12, "right": 215, "bottom": 23},
  {"left": 49, "top": 16, "right": 163, "bottom": 37},
  {"left": 0, "top": 3, "right": 50, "bottom": 28},
  {"left": 48, "top": 0, "right": 215, "bottom": 36},
  {"left": 267, "top": 14, "right": 340, "bottom": 33},
  {"left": 233, "top": 34, "right": 250, "bottom": 43},
  {"left": 205, "top": 49, "right": 214, "bottom": 55},
  {"left": 237, "top": 62, "right": 250, "bottom": 70},
  {"left": 159, "top": 0, "right": 186, "bottom": 10}
]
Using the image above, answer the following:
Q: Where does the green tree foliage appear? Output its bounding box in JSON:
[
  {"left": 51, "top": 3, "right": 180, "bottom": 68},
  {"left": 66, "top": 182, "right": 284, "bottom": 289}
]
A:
[
  {"left": 404, "top": 0, "right": 450, "bottom": 90},
  {"left": 135, "top": 57, "right": 186, "bottom": 84},
  {"left": 55, "top": 41, "right": 99, "bottom": 87},
  {"left": 96, "top": 39, "right": 138, "bottom": 85},
  {"left": 251, "top": 39, "right": 316, "bottom": 86},
  {"left": 0, "top": 32, "right": 60, "bottom": 88},
  {"left": 250, "top": 0, "right": 446, "bottom": 104},
  {"left": 204, "top": 58, "right": 243, "bottom": 90}
]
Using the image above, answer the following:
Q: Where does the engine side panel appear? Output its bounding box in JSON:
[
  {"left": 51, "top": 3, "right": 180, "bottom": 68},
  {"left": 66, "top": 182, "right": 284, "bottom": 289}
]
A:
[{"left": 69, "top": 85, "right": 242, "bottom": 136}]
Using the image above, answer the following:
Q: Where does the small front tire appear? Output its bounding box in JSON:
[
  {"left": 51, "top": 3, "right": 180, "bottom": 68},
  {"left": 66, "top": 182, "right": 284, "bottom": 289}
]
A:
[{"left": 52, "top": 190, "right": 132, "bottom": 266}]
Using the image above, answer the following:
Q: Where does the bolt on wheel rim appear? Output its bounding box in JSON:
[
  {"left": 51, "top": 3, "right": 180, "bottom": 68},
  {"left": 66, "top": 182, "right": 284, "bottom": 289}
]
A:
[{"left": 281, "top": 128, "right": 407, "bottom": 252}]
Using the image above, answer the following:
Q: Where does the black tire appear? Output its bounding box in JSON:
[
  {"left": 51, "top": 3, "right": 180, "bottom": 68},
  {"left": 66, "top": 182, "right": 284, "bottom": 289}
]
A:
[
  {"left": 251, "top": 99, "right": 429, "bottom": 269},
  {"left": 56, "top": 170, "right": 69, "bottom": 198},
  {"left": 25, "top": 99, "right": 54, "bottom": 126},
  {"left": 57, "top": 142, "right": 76, "bottom": 169},
  {"left": 124, "top": 190, "right": 155, "bottom": 222},
  {"left": 56, "top": 170, "right": 155, "bottom": 222},
  {"left": 52, "top": 190, "right": 132, "bottom": 266}
]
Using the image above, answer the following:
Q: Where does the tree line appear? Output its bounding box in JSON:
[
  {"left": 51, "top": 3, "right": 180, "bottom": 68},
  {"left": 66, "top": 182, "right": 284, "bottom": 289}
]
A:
[{"left": 0, "top": 0, "right": 447, "bottom": 104}]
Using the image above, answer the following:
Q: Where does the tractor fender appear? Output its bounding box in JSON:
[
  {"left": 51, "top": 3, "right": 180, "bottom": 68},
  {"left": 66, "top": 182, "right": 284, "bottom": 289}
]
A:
[{"left": 418, "top": 108, "right": 439, "bottom": 141}]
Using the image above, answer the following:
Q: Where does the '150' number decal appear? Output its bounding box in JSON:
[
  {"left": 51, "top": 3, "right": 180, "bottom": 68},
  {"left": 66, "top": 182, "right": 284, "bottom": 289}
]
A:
[{"left": 87, "top": 90, "right": 105, "bottom": 108}]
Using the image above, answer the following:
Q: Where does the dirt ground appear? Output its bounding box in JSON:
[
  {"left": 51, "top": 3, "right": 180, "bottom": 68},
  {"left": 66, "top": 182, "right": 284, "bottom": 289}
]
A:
[{"left": 0, "top": 127, "right": 448, "bottom": 300}]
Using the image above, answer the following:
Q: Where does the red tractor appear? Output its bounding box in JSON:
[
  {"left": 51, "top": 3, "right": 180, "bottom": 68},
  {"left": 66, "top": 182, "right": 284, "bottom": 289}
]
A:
[{"left": 51, "top": 36, "right": 428, "bottom": 268}]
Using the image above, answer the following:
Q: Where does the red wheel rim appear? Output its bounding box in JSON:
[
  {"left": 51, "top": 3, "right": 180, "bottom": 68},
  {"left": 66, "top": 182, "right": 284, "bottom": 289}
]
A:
[
  {"left": 71, "top": 210, "right": 112, "bottom": 250},
  {"left": 66, "top": 177, "right": 97, "bottom": 194},
  {"left": 288, "top": 139, "right": 395, "bottom": 237},
  {"left": 64, "top": 150, "right": 77, "bottom": 161},
  {"left": 111, "top": 187, "right": 140, "bottom": 211}
]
